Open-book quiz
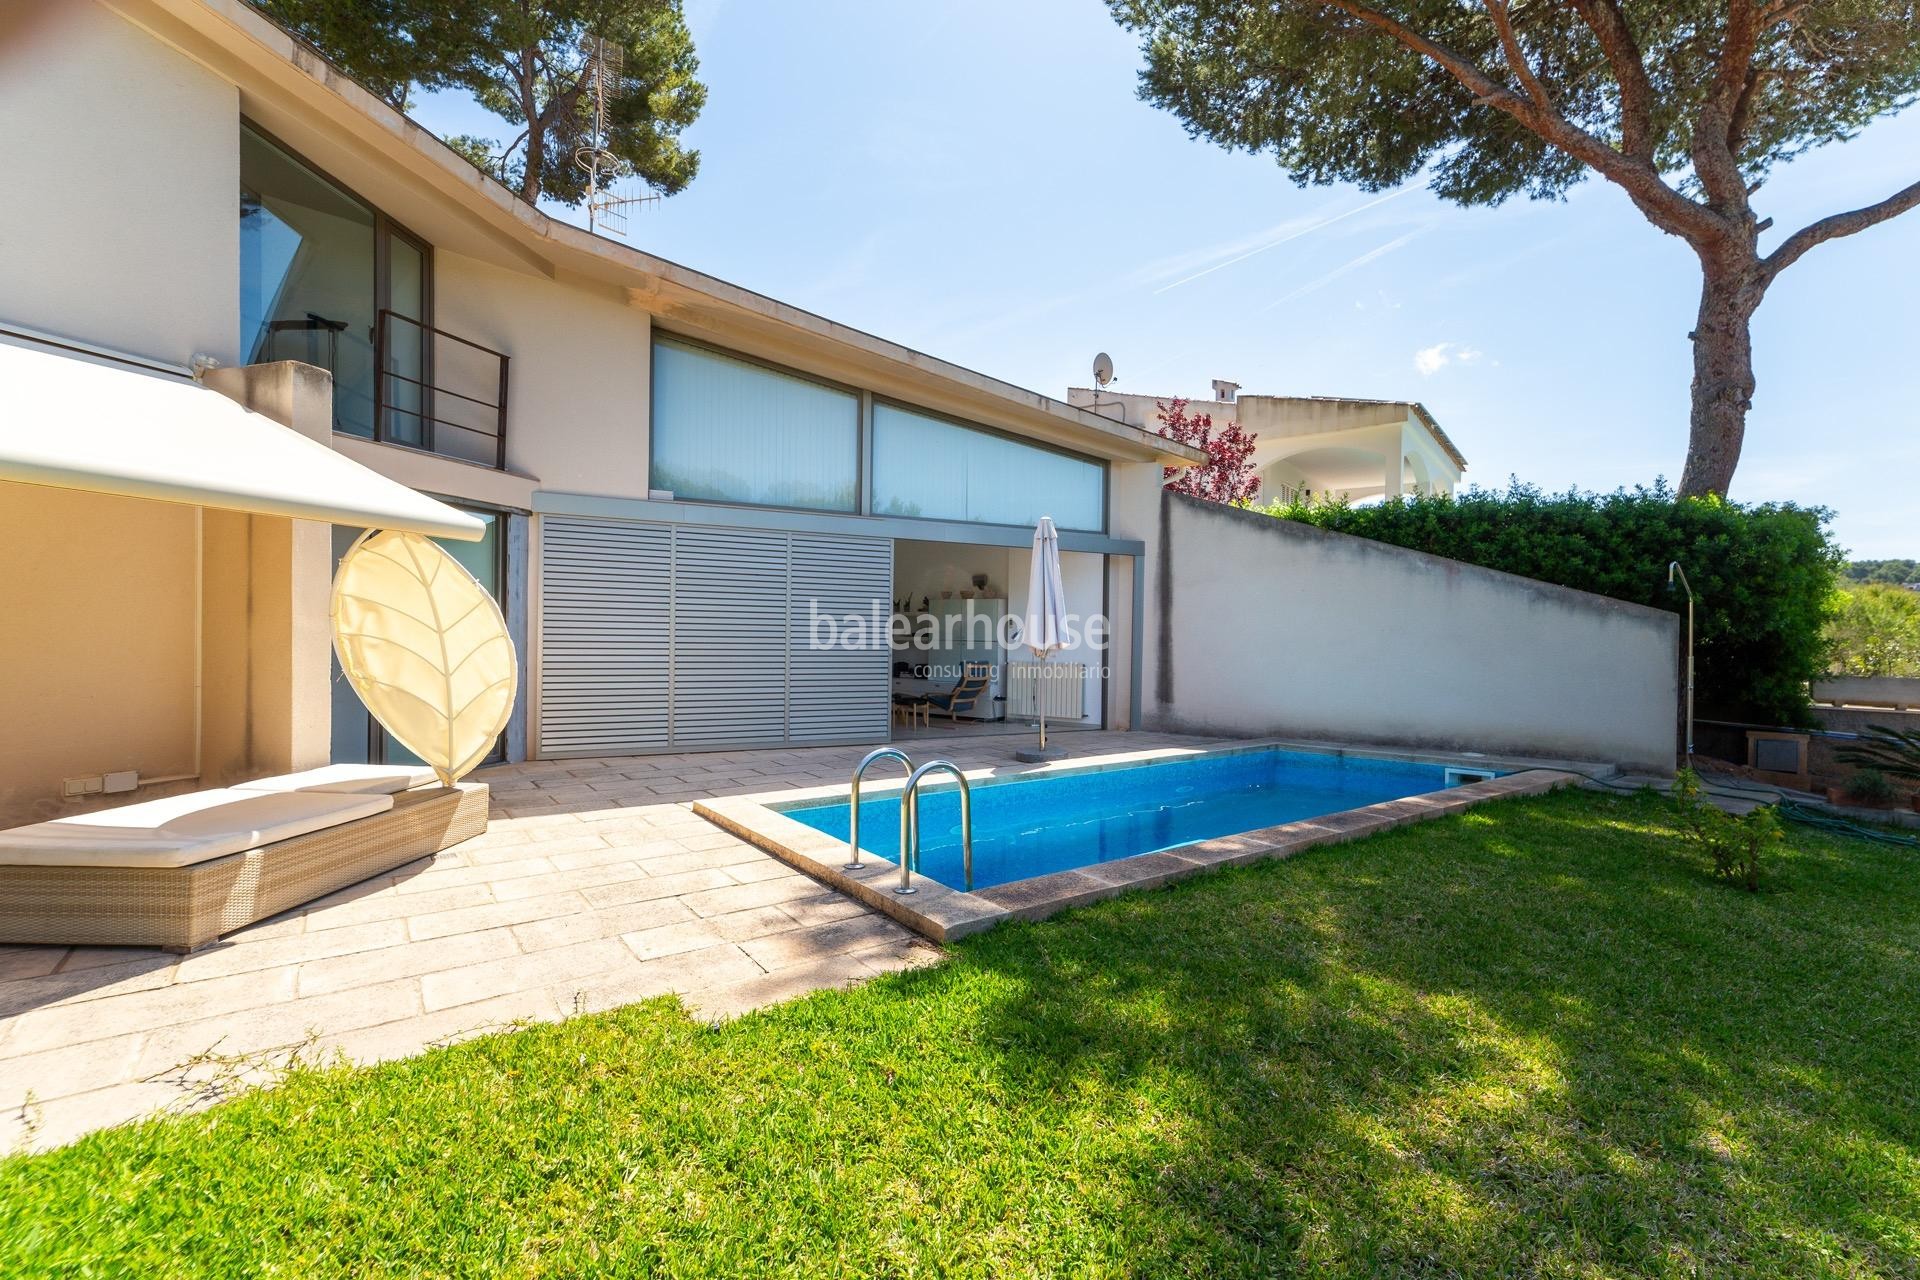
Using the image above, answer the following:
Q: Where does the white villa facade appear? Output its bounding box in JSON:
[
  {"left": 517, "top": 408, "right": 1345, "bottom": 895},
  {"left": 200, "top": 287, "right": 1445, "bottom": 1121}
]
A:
[
  {"left": 0, "top": 0, "right": 1206, "bottom": 828},
  {"left": 1066, "top": 383, "right": 1467, "bottom": 504},
  {"left": 0, "top": 0, "right": 1682, "bottom": 839}
]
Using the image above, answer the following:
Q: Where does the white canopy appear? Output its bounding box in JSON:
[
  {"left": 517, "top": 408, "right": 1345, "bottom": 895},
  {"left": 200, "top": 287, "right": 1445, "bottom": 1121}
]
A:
[{"left": 0, "top": 339, "right": 484, "bottom": 541}]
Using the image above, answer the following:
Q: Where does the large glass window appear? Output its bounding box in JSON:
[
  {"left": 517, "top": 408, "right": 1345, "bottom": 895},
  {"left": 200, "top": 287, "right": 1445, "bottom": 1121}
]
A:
[
  {"left": 871, "top": 403, "right": 1106, "bottom": 531},
  {"left": 240, "top": 123, "right": 430, "bottom": 444},
  {"left": 650, "top": 338, "right": 860, "bottom": 512}
]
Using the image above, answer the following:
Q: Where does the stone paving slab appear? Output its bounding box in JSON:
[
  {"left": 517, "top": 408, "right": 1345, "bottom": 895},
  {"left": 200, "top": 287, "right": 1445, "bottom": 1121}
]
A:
[{"left": 0, "top": 729, "right": 1185, "bottom": 1152}]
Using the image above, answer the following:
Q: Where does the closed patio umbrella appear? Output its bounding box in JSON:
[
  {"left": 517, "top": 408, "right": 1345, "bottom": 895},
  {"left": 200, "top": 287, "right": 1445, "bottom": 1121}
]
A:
[{"left": 1016, "top": 516, "right": 1069, "bottom": 763}]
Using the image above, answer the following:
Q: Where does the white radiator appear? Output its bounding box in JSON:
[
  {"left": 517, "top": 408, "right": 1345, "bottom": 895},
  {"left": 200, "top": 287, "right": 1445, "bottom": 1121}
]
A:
[{"left": 1008, "top": 662, "right": 1087, "bottom": 720}]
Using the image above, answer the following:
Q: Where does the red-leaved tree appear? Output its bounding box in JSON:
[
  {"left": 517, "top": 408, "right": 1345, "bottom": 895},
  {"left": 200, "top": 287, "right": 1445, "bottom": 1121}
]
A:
[{"left": 1157, "top": 399, "right": 1261, "bottom": 505}]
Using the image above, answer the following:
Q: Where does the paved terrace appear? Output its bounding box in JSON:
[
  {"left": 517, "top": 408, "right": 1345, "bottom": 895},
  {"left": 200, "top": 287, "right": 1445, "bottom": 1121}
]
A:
[{"left": 0, "top": 730, "right": 1215, "bottom": 1152}]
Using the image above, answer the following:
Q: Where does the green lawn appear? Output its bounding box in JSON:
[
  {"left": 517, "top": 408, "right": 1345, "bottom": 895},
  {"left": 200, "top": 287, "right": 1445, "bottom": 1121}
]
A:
[{"left": 5, "top": 789, "right": 1919, "bottom": 1278}]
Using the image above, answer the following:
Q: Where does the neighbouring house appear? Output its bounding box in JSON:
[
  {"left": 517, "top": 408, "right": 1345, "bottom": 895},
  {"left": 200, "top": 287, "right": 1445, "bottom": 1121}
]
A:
[
  {"left": 0, "top": 0, "right": 1681, "bottom": 840},
  {"left": 1066, "top": 382, "right": 1467, "bottom": 504}
]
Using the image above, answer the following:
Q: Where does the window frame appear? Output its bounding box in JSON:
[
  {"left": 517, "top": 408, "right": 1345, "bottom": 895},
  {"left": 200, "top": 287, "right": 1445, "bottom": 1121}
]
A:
[
  {"left": 647, "top": 330, "right": 865, "bottom": 516},
  {"left": 867, "top": 395, "right": 1111, "bottom": 534},
  {"left": 239, "top": 118, "right": 436, "bottom": 449}
]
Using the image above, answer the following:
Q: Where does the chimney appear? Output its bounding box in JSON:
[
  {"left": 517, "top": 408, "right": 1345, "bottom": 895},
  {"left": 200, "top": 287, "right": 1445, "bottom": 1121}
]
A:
[{"left": 1211, "top": 378, "right": 1240, "bottom": 404}]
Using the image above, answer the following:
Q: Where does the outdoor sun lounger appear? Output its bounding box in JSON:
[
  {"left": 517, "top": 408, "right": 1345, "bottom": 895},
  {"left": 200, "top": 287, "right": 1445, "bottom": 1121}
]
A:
[{"left": 0, "top": 770, "right": 487, "bottom": 952}]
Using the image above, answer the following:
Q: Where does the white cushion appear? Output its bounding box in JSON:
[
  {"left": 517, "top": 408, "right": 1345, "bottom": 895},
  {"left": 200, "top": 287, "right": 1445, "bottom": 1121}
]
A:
[
  {"left": 235, "top": 764, "right": 439, "bottom": 795},
  {"left": 0, "top": 789, "right": 393, "bottom": 869}
]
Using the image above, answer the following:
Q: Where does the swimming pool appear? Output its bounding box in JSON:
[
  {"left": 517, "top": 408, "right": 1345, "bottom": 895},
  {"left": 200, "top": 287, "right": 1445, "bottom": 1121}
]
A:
[{"left": 778, "top": 747, "right": 1492, "bottom": 891}]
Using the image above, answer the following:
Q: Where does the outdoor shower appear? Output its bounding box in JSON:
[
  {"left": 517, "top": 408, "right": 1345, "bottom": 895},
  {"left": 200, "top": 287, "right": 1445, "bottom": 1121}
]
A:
[{"left": 1667, "top": 561, "right": 1695, "bottom": 759}]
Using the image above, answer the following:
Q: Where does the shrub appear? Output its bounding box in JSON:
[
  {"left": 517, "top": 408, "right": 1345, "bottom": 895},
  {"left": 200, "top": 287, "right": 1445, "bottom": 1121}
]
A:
[
  {"left": 1825, "top": 583, "right": 1920, "bottom": 676},
  {"left": 1838, "top": 724, "right": 1920, "bottom": 783},
  {"left": 1843, "top": 768, "right": 1897, "bottom": 805},
  {"left": 1262, "top": 481, "right": 1842, "bottom": 725},
  {"left": 1671, "top": 767, "right": 1783, "bottom": 892}
]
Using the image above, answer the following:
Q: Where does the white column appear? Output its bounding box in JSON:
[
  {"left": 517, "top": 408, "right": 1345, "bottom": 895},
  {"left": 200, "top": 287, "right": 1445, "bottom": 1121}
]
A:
[{"left": 1383, "top": 448, "right": 1403, "bottom": 500}]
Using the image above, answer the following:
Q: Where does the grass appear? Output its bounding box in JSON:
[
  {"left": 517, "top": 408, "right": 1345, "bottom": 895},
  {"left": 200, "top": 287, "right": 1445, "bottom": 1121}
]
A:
[{"left": 4, "top": 788, "right": 1920, "bottom": 1278}]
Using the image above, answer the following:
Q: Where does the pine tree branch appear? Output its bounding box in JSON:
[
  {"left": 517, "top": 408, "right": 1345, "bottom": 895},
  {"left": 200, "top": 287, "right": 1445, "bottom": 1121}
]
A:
[
  {"left": 1764, "top": 177, "right": 1920, "bottom": 279},
  {"left": 1692, "top": 0, "right": 1761, "bottom": 213},
  {"left": 1316, "top": 1, "right": 1722, "bottom": 242},
  {"left": 1482, "top": 0, "right": 1551, "bottom": 112},
  {"left": 1566, "top": 0, "right": 1655, "bottom": 159}
]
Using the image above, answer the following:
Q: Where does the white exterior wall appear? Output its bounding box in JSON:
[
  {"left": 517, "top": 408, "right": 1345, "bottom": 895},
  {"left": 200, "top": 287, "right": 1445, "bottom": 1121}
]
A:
[
  {"left": 0, "top": 0, "right": 238, "bottom": 365},
  {"left": 1149, "top": 493, "right": 1678, "bottom": 770},
  {"left": 430, "top": 253, "right": 652, "bottom": 498}
]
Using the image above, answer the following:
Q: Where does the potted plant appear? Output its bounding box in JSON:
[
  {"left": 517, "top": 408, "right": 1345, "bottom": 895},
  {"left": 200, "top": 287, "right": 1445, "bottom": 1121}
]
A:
[{"left": 1838, "top": 725, "right": 1920, "bottom": 812}]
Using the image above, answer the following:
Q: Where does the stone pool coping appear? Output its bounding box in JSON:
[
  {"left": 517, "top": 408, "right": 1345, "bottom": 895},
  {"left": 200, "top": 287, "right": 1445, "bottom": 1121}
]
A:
[{"left": 692, "top": 739, "right": 1603, "bottom": 943}]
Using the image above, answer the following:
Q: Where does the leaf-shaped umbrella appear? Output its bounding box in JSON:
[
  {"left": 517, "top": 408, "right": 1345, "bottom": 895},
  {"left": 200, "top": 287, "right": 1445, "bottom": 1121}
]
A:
[{"left": 330, "top": 530, "right": 518, "bottom": 786}]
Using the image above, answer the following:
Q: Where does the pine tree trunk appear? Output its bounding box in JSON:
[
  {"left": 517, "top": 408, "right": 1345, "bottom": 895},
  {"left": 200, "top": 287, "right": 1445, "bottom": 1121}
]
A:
[{"left": 1678, "top": 256, "right": 1765, "bottom": 498}]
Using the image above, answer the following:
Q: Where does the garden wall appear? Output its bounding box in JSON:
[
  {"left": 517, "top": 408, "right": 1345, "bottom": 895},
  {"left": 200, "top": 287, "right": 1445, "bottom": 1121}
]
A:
[{"left": 1146, "top": 493, "right": 1679, "bottom": 770}]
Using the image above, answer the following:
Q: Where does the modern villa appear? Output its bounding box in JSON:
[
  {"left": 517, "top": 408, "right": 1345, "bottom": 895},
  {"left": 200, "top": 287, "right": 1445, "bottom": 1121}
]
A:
[
  {"left": 0, "top": 0, "right": 1209, "bottom": 831},
  {"left": 3, "top": 2, "right": 1908, "bottom": 1263},
  {"left": 1066, "top": 381, "right": 1467, "bottom": 503},
  {"left": 0, "top": 0, "right": 1692, "bottom": 1159}
]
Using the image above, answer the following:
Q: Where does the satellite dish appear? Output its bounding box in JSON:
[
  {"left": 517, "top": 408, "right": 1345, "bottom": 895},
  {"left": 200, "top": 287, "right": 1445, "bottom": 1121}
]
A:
[{"left": 1092, "top": 352, "right": 1114, "bottom": 387}]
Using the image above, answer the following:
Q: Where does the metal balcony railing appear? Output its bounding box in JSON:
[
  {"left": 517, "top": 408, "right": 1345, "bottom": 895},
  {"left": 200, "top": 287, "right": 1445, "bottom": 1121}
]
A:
[{"left": 374, "top": 309, "right": 510, "bottom": 470}]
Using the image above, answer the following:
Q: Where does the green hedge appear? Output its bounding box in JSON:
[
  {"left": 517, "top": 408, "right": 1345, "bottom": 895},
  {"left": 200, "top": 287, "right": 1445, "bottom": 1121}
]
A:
[{"left": 1261, "top": 482, "right": 1843, "bottom": 725}]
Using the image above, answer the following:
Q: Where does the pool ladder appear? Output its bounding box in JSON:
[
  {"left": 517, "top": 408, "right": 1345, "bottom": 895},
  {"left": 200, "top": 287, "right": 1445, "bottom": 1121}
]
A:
[{"left": 844, "top": 747, "right": 974, "bottom": 894}]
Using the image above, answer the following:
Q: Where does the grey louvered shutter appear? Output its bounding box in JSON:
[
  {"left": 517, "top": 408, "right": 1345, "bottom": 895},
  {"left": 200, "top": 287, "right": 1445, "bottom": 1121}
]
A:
[
  {"left": 668, "top": 525, "right": 791, "bottom": 748},
  {"left": 788, "top": 533, "right": 893, "bottom": 743},
  {"left": 537, "top": 516, "right": 671, "bottom": 756}
]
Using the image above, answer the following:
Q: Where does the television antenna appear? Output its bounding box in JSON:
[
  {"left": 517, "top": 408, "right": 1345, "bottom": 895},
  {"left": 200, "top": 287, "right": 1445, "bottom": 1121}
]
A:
[
  {"left": 575, "top": 36, "right": 659, "bottom": 237},
  {"left": 1092, "top": 352, "right": 1115, "bottom": 387}
]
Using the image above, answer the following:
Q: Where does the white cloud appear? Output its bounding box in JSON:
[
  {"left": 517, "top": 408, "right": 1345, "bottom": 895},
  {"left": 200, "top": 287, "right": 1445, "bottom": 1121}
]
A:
[{"left": 1413, "top": 342, "right": 1484, "bottom": 376}]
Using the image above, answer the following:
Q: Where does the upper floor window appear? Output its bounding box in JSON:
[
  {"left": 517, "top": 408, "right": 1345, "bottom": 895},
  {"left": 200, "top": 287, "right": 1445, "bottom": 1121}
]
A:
[
  {"left": 239, "top": 122, "right": 433, "bottom": 449},
  {"left": 871, "top": 403, "right": 1106, "bottom": 532},
  {"left": 650, "top": 337, "right": 860, "bottom": 512}
]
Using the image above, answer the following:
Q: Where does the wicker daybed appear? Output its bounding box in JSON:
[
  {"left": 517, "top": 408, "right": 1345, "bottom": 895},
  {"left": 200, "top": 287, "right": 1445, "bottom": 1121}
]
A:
[{"left": 0, "top": 766, "right": 487, "bottom": 952}]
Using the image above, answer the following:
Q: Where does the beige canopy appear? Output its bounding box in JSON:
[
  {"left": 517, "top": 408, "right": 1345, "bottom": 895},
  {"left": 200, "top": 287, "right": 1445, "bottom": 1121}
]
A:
[{"left": 0, "top": 338, "right": 483, "bottom": 541}]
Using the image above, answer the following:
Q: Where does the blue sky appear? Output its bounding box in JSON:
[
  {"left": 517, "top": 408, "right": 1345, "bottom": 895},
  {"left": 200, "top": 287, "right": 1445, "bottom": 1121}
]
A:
[{"left": 411, "top": 0, "right": 1920, "bottom": 558}]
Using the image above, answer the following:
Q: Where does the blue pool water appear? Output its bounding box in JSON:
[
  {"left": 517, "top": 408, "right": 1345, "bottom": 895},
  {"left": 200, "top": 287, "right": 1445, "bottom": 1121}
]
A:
[{"left": 780, "top": 748, "right": 1479, "bottom": 891}]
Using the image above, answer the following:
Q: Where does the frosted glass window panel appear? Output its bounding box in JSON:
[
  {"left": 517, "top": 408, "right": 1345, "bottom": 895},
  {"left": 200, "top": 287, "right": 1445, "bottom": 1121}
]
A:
[
  {"left": 651, "top": 339, "right": 859, "bottom": 511},
  {"left": 871, "top": 403, "right": 1105, "bottom": 531}
]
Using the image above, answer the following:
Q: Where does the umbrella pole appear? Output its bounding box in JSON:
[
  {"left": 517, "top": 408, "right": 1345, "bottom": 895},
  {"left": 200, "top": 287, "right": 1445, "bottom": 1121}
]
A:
[{"left": 1037, "top": 657, "right": 1048, "bottom": 752}]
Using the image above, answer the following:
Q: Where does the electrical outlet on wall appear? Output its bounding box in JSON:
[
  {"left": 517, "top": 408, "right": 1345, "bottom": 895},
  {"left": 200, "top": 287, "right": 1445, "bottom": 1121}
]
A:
[
  {"left": 103, "top": 770, "right": 139, "bottom": 794},
  {"left": 62, "top": 776, "right": 104, "bottom": 798}
]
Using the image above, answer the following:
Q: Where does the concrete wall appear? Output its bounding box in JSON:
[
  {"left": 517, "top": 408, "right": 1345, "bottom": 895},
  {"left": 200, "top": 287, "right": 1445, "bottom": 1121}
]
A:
[
  {"left": 0, "top": 0, "right": 238, "bottom": 365},
  {"left": 1814, "top": 676, "right": 1920, "bottom": 711},
  {"left": 1148, "top": 493, "right": 1678, "bottom": 769},
  {"left": 431, "top": 252, "right": 652, "bottom": 498}
]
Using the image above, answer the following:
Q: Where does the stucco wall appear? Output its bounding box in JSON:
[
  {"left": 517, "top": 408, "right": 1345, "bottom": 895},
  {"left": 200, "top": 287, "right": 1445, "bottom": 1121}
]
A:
[
  {"left": 431, "top": 251, "right": 652, "bottom": 497},
  {"left": 1148, "top": 493, "right": 1678, "bottom": 769},
  {"left": 0, "top": 485, "right": 200, "bottom": 825},
  {"left": 0, "top": 0, "right": 238, "bottom": 365}
]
